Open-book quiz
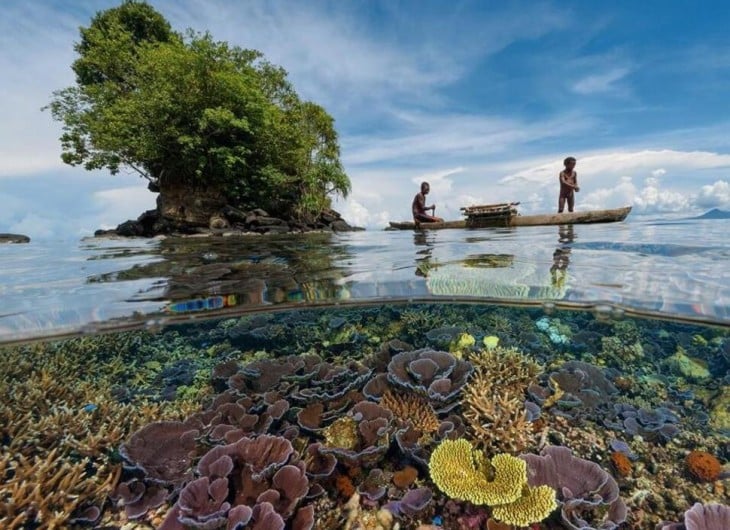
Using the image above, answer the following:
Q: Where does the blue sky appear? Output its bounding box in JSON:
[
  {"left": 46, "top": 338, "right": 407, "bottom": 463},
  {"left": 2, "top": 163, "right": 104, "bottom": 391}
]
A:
[{"left": 1, "top": 0, "right": 730, "bottom": 238}]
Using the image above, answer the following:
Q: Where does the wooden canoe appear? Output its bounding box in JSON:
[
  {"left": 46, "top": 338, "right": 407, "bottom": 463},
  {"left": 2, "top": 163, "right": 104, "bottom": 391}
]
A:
[{"left": 388, "top": 206, "right": 632, "bottom": 230}]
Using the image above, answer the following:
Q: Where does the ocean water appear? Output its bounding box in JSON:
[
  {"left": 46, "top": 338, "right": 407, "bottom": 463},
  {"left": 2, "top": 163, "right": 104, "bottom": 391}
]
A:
[{"left": 0, "top": 217, "right": 729, "bottom": 529}]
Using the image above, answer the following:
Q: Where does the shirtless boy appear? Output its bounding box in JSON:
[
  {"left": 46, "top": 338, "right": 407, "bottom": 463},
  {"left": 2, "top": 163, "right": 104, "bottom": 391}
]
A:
[
  {"left": 412, "top": 182, "right": 444, "bottom": 223},
  {"left": 558, "top": 157, "right": 579, "bottom": 213}
]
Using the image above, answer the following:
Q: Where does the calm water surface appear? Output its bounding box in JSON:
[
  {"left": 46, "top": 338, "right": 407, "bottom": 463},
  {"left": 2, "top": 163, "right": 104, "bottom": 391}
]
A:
[{"left": 1, "top": 216, "right": 728, "bottom": 341}]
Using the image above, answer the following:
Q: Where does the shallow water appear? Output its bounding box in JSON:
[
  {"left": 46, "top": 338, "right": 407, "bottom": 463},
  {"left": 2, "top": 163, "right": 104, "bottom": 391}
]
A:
[
  {"left": 0, "top": 303, "right": 728, "bottom": 529},
  {"left": 0, "top": 217, "right": 729, "bottom": 529},
  {"left": 1, "top": 216, "right": 729, "bottom": 343}
]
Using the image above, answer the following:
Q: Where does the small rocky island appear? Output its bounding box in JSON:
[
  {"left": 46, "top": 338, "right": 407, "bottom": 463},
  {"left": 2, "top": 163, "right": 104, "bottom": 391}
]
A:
[{"left": 47, "top": 2, "right": 359, "bottom": 239}]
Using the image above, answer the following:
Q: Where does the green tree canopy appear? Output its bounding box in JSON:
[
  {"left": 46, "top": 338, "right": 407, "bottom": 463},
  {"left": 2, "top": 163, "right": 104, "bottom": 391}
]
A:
[{"left": 47, "top": 0, "right": 350, "bottom": 219}]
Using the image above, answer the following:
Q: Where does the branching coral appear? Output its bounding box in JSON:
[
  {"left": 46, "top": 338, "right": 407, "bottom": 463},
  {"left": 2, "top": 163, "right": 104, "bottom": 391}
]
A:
[
  {"left": 0, "top": 335, "right": 200, "bottom": 529},
  {"left": 380, "top": 390, "right": 440, "bottom": 439},
  {"left": 462, "top": 347, "right": 541, "bottom": 452}
]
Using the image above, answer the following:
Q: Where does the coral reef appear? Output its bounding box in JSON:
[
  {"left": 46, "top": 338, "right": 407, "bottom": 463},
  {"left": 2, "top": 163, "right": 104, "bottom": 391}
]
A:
[
  {"left": 462, "top": 346, "right": 541, "bottom": 452},
  {"left": 2, "top": 302, "right": 729, "bottom": 529}
]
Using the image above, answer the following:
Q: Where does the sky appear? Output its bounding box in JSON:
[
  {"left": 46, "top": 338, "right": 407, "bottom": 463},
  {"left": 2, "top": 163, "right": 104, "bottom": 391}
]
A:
[{"left": 1, "top": 0, "right": 730, "bottom": 239}]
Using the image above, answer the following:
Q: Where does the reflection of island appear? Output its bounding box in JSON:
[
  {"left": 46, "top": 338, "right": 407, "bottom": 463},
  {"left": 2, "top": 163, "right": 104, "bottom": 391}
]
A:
[
  {"left": 87, "top": 233, "right": 354, "bottom": 309},
  {"left": 550, "top": 225, "right": 575, "bottom": 290}
]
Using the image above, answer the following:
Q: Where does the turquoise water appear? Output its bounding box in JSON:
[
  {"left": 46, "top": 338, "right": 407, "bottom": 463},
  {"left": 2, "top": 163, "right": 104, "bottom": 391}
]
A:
[{"left": 0, "top": 217, "right": 729, "bottom": 529}]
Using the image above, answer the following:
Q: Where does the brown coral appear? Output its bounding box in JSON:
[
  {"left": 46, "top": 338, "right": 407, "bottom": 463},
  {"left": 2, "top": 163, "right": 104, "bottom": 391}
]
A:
[
  {"left": 392, "top": 465, "right": 419, "bottom": 488},
  {"left": 609, "top": 451, "right": 632, "bottom": 477},
  {"left": 462, "top": 347, "right": 541, "bottom": 453},
  {"left": 686, "top": 450, "right": 722, "bottom": 482},
  {"left": 380, "top": 390, "right": 439, "bottom": 436}
]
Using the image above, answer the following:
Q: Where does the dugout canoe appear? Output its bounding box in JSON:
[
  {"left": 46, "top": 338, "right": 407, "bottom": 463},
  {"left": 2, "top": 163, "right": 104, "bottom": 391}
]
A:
[{"left": 388, "top": 206, "right": 632, "bottom": 230}]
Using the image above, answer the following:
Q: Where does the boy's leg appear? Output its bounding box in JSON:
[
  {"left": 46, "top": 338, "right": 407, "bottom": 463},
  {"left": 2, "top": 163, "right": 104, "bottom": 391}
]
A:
[
  {"left": 558, "top": 194, "right": 566, "bottom": 213},
  {"left": 567, "top": 192, "right": 575, "bottom": 212}
]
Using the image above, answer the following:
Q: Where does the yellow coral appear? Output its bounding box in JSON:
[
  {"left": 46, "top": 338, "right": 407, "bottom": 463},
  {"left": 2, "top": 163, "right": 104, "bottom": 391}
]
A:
[
  {"left": 491, "top": 484, "right": 557, "bottom": 526},
  {"left": 449, "top": 333, "right": 476, "bottom": 358},
  {"left": 483, "top": 335, "right": 500, "bottom": 349},
  {"left": 428, "top": 439, "right": 526, "bottom": 505}
]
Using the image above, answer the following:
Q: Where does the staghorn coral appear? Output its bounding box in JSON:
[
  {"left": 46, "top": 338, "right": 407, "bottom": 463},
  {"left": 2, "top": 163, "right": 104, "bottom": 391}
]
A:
[
  {"left": 0, "top": 335, "right": 200, "bottom": 530},
  {"left": 462, "top": 347, "right": 541, "bottom": 453}
]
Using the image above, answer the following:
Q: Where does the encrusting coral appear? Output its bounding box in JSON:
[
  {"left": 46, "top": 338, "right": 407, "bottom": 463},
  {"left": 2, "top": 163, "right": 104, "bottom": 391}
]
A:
[
  {"left": 462, "top": 347, "right": 541, "bottom": 453},
  {"left": 428, "top": 439, "right": 556, "bottom": 526}
]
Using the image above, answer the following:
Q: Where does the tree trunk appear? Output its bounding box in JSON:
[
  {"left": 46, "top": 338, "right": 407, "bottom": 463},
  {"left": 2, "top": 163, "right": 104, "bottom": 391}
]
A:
[{"left": 156, "top": 180, "right": 227, "bottom": 226}]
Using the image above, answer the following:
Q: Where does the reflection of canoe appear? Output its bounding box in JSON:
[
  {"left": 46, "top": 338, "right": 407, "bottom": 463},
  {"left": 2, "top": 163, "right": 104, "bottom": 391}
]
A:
[
  {"left": 425, "top": 263, "right": 567, "bottom": 300},
  {"left": 388, "top": 206, "right": 632, "bottom": 230}
]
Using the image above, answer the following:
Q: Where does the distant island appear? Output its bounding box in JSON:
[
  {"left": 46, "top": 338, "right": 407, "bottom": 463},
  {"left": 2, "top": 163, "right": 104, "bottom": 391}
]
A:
[{"left": 690, "top": 208, "right": 730, "bottom": 220}]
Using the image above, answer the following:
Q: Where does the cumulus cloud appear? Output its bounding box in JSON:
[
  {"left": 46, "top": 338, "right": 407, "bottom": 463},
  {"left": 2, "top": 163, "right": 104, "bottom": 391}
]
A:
[{"left": 695, "top": 180, "right": 730, "bottom": 208}]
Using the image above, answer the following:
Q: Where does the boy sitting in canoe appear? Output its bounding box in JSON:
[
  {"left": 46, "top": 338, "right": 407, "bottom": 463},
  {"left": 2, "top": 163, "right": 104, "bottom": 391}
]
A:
[
  {"left": 412, "top": 182, "right": 444, "bottom": 223},
  {"left": 558, "top": 156, "right": 580, "bottom": 213}
]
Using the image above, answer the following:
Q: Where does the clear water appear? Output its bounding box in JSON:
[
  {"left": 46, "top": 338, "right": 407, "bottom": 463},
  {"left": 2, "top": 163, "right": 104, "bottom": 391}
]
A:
[
  {"left": 0, "top": 217, "right": 728, "bottom": 529},
  {"left": 1, "top": 216, "right": 728, "bottom": 343}
]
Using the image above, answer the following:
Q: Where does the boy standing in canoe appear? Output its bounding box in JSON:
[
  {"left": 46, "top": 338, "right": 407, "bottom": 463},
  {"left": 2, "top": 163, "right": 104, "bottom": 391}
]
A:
[
  {"left": 558, "top": 157, "right": 580, "bottom": 213},
  {"left": 412, "top": 182, "right": 444, "bottom": 223}
]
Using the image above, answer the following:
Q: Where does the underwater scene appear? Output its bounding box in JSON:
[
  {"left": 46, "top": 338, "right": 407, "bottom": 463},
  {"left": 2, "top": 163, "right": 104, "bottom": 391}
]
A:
[{"left": 2, "top": 302, "right": 728, "bottom": 530}]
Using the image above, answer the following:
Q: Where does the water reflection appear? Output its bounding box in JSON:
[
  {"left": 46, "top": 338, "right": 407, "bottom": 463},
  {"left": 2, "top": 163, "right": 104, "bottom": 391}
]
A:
[
  {"left": 1, "top": 217, "right": 728, "bottom": 342},
  {"left": 413, "top": 231, "right": 436, "bottom": 277},
  {"left": 551, "top": 225, "right": 575, "bottom": 290},
  {"left": 90, "top": 233, "right": 355, "bottom": 306}
]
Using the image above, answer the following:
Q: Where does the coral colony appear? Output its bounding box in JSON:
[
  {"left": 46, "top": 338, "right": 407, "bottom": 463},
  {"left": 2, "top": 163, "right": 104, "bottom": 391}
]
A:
[{"left": 0, "top": 303, "right": 728, "bottom": 529}]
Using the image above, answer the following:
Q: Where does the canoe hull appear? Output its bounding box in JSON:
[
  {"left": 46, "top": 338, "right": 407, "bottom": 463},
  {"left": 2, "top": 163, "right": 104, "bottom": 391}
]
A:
[{"left": 388, "top": 206, "right": 632, "bottom": 230}]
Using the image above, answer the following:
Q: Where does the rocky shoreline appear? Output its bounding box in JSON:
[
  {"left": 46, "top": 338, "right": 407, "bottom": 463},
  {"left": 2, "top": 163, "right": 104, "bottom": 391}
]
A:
[{"left": 94, "top": 206, "right": 363, "bottom": 238}]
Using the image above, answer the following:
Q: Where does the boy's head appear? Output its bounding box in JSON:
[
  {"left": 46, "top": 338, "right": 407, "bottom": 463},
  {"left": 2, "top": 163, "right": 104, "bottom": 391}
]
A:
[
  {"left": 563, "top": 156, "right": 576, "bottom": 170},
  {"left": 421, "top": 181, "right": 430, "bottom": 194}
]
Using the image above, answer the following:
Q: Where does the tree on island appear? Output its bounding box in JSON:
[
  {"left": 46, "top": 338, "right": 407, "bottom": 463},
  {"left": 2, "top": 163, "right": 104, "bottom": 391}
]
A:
[{"left": 46, "top": 0, "right": 351, "bottom": 230}]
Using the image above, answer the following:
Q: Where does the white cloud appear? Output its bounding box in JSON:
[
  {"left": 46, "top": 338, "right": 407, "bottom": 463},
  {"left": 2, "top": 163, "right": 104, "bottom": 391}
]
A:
[
  {"left": 572, "top": 67, "right": 631, "bottom": 94},
  {"left": 695, "top": 180, "right": 730, "bottom": 208},
  {"left": 651, "top": 168, "right": 667, "bottom": 177},
  {"left": 92, "top": 186, "right": 158, "bottom": 229}
]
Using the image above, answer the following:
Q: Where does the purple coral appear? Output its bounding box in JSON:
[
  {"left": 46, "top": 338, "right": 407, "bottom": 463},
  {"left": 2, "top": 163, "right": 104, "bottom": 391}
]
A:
[
  {"left": 657, "top": 503, "right": 730, "bottom": 530},
  {"left": 387, "top": 348, "right": 473, "bottom": 411},
  {"left": 120, "top": 421, "right": 199, "bottom": 485},
  {"left": 385, "top": 487, "right": 433, "bottom": 518},
  {"left": 521, "top": 445, "right": 626, "bottom": 530}
]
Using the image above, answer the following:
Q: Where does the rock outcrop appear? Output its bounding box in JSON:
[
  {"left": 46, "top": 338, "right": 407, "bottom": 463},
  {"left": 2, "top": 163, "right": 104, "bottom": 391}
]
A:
[{"left": 95, "top": 207, "right": 362, "bottom": 238}]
